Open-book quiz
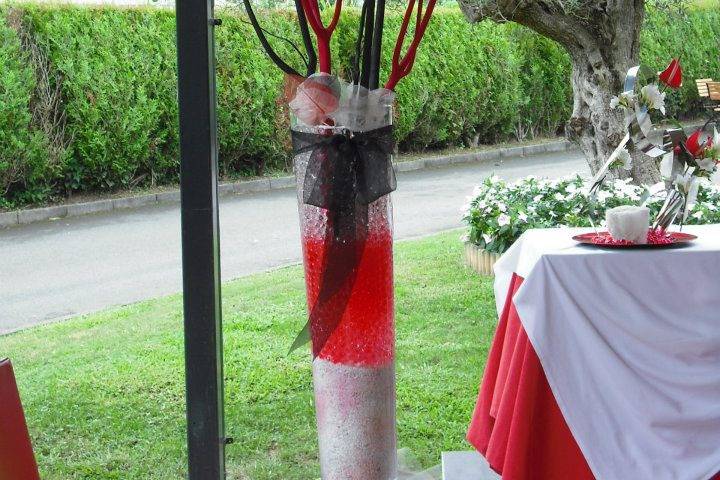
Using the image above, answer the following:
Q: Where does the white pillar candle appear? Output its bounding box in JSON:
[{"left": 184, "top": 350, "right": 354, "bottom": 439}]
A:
[{"left": 606, "top": 206, "right": 650, "bottom": 244}]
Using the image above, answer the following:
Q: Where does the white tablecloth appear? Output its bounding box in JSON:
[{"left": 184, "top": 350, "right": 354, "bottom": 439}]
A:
[{"left": 494, "top": 225, "right": 720, "bottom": 480}]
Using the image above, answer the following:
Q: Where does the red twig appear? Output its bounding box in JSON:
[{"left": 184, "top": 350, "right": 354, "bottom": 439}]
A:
[
  {"left": 300, "top": 0, "right": 343, "bottom": 74},
  {"left": 385, "top": 0, "right": 436, "bottom": 90}
]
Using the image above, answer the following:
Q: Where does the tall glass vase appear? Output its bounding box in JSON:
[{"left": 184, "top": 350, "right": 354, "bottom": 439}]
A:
[{"left": 292, "top": 115, "right": 397, "bottom": 479}]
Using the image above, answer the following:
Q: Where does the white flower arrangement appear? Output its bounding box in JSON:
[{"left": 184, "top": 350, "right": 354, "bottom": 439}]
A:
[
  {"left": 640, "top": 84, "right": 666, "bottom": 114},
  {"left": 610, "top": 92, "right": 634, "bottom": 110},
  {"left": 611, "top": 147, "right": 633, "bottom": 171},
  {"left": 611, "top": 83, "right": 666, "bottom": 116},
  {"left": 462, "top": 174, "right": 720, "bottom": 254}
]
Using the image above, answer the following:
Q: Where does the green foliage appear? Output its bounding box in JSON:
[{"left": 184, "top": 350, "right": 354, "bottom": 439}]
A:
[
  {"left": 23, "top": 5, "right": 179, "bottom": 193},
  {"left": 389, "top": 11, "right": 523, "bottom": 149},
  {"left": 463, "top": 174, "right": 720, "bottom": 254},
  {"left": 508, "top": 24, "right": 572, "bottom": 138},
  {"left": 0, "top": 231, "right": 495, "bottom": 478},
  {"left": 641, "top": 5, "right": 720, "bottom": 118},
  {"left": 333, "top": 9, "right": 536, "bottom": 148},
  {"left": 0, "top": 10, "right": 48, "bottom": 208},
  {"left": 1, "top": 5, "right": 718, "bottom": 207}
]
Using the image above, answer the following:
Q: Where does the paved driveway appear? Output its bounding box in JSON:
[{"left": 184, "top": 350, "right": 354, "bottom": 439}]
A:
[{"left": 0, "top": 150, "right": 587, "bottom": 333}]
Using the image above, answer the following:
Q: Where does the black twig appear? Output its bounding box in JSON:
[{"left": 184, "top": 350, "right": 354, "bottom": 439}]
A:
[
  {"left": 351, "top": 1, "right": 368, "bottom": 84},
  {"left": 359, "top": 0, "right": 376, "bottom": 88},
  {"left": 242, "top": 0, "right": 303, "bottom": 76},
  {"left": 239, "top": 17, "right": 309, "bottom": 72},
  {"left": 369, "top": 0, "right": 385, "bottom": 89},
  {"left": 294, "top": 0, "right": 317, "bottom": 76}
]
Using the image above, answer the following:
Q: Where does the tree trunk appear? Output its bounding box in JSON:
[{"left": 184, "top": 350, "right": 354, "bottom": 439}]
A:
[
  {"left": 563, "top": 11, "right": 660, "bottom": 184},
  {"left": 458, "top": 0, "right": 661, "bottom": 184}
]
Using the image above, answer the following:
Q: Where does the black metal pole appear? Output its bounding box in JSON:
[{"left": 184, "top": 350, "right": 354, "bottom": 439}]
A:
[{"left": 175, "top": 0, "right": 225, "bottom": 477}]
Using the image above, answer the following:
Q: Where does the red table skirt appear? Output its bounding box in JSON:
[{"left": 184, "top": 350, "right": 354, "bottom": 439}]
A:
[
  {"left": 467, "top": 274, "right": 720, "bottom": 480},
  {"left": 0, "top": 358, "right": 40, "bottom": 480}
]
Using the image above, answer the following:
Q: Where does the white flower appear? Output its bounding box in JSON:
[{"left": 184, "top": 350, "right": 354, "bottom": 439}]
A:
[
  {"left": 533, "top": 194, "right": 543, "bottom": 203},
  {"left": 482, "top": 233, "right": 492, "bottom": 244},
  {"left": 692, "top": 210, "right": 704, "bottom": 219},
  {"left": 610, "top": 92, "right": 633, "bottom": 110},
  {"left": 497, "top": 214, "right": 510, "bottom": 227},
  {"left": 518, "top": 212, "right": 528, "bottom": 222},
  {"left": 613, "top": 147, "right": 633, "bottom": 171},
  {"left": 674, "top": 172, "right": 701, "bottom": 214},
  {"left": 489, "top": 175, "right": 501, "bottom": 184},
  {"left": 697, "top": 157, "right": 716, "bottom": 173},
  {"left": 553, "top": 192, "right": 564, "bottom": 202},
  {"left": 674, "top": 172, "right": 695, "bottom": 195},
  {"left": 641, "top": 84, "right": 666, "bottom": 114},
  {"left": 497, "top": 203, "right": 507, "bottom": 213}
]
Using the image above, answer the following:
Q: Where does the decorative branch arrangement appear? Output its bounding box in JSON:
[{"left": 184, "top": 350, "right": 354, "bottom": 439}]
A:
[
  {"left": 242, "top": 0, "right": 437, "bottom": 92},
  {"left": 240, "top": 3, "right": 438, "bottom": 479}
]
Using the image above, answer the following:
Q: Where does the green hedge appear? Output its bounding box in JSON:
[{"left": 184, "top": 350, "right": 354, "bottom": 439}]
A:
[
  {"left": 641, "top": 6, "right": 720, "bottom": 117},
  {"left": 0, "top": 10, "right": 48, "bottom": 205},
  {"left": 1, "top": 5, "right": 718, "bottom": 207},
  {"left": 24, "top": 7, "right": 179, "bottom": 194}
]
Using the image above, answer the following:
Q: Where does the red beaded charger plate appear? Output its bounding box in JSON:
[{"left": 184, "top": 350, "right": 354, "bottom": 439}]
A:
[{"left": 572, "top": 231, "right": 697, "bottom": 249}]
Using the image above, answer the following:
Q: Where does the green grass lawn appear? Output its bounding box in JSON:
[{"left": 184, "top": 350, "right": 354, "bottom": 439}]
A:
[{"left": 0, "top": 231, "right": 497, "bottom": 479}]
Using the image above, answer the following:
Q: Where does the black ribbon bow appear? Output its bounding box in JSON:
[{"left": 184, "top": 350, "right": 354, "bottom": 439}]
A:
[{"left": 289, "top": 125, "right": 396, "bottom": 356}]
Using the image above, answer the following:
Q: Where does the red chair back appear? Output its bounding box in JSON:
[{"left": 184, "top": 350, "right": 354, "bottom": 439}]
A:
[{"left": 0, "top": 358, "right": 40, "bottom": 480}]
